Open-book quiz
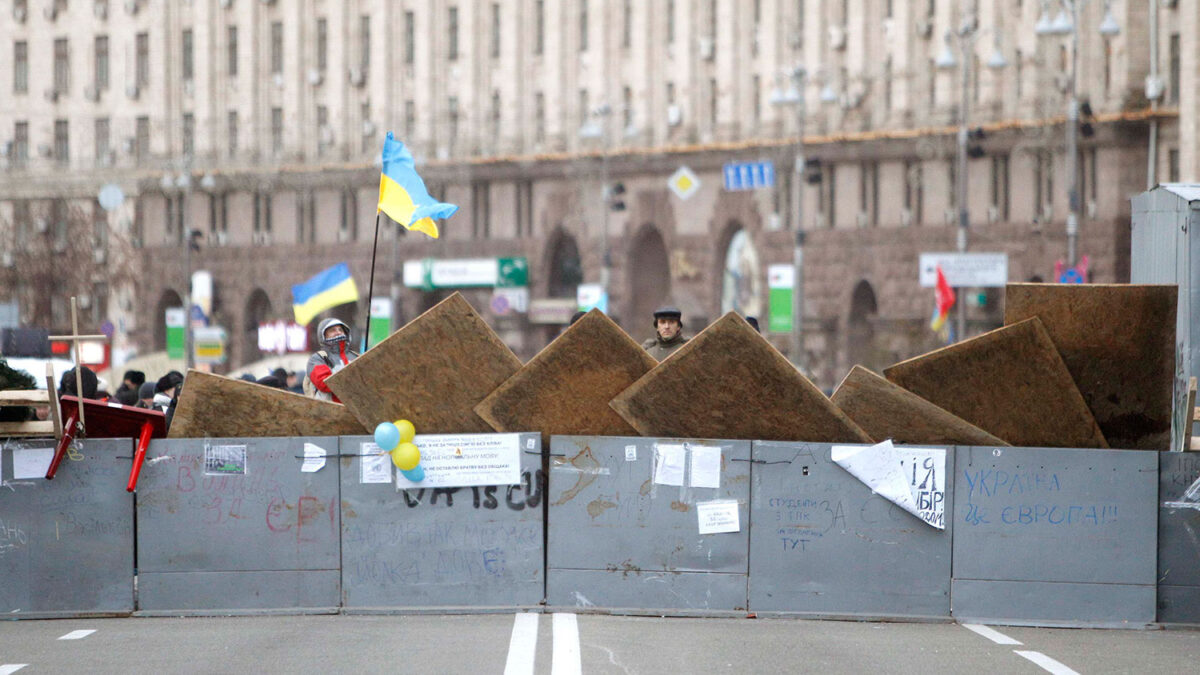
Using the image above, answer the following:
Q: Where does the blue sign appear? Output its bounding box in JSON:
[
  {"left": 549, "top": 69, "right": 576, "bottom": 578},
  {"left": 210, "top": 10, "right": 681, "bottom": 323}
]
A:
[
  {"left": 723, "top": 161, "right": 776, "bottom": 191},
  {"left": 1058, "top": 268, "right": 1084, "bottom": 284}
]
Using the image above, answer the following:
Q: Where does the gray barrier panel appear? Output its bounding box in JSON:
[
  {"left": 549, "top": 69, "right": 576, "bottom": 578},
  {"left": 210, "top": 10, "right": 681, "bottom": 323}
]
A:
[
  {"left": 546, "top": 436, "right": 750, "bottom": 614},
  {"left": 135, "top": 437, "right": 341, "bottom": 613},
  {"left": 1158, "top": 452, "right": 1200, "bottom": 624},
  {"left": 0, "top": 438, "right": 134, "bottom": 618},
  {"left": 952, "top": 446, "right": 1157, "bottom": 626},
  {"left": 340, "top": 433, "right": 544, "bottom": 612},
  {"left": 748, "top": 442, "right": 953, "bottom": 619}
]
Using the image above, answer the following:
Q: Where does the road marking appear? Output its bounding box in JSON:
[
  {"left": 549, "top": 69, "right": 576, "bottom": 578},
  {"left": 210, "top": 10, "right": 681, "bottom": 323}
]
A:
[
  {"left": 0, "top": 665, "right": 28, "bottom": 674},
  {"left": 552, "top": 612, "right": 582, "bottom": 675},
  {"left": 503, "top": 613, "right": 539, "bottom": 675},
  {"left": 58, "top": 629, "right": 96, "bottom": 641},
  {"left": 1015, "top": 650, "right": 1081, "bottom": 675},
  {"left": 962, "top": 623, "right": 1022, "bottom": 645}
]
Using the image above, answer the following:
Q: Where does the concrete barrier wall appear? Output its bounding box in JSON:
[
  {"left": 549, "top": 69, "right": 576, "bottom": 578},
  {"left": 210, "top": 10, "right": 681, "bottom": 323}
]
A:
[
  {"left": 0, "top": 438, "right": 134, "bottom": 618},
  {"left": 1158, "top": 452, "right": 1200, "bottom": 623}
]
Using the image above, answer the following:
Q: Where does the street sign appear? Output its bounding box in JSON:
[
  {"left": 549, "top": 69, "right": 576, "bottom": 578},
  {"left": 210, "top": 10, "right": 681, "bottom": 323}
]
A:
[
  {"left": 490, "top": 287, "right": 529, "bottom": 316},
  {"left": 497, "top": 257, "right": 528, "bottom": 287},
  {"left": 723, "top": 161, "right": 776, "bottom": 191},
  {"left": 165, "top": 308, "right": 186, "bottom": 360},
  {"left": 402, "top": 257, "right": 529, "bottom": 289},
  {"left": 192, "top": 326, "right": 227, "bottom": 365},
  {"left": 767, "top": 264, "right": 794, "bottom": 333},
  {"left": 577, "top": 284, "right": 608, "bottom": 313},
  {"left": 918, "top": 253, "right": 1009, "bottom": 288},
  {"left": 97, "top": 183, "right": 124, "bottom": 212},
  {"left": 528, "top": 298, "right": 579, "bottom": 324},
  {"left": 367, "top": 298, "right": 392, "bottom": 349},
  {"left": 668, "top": 166, "right": 701, "bottom": 201}
]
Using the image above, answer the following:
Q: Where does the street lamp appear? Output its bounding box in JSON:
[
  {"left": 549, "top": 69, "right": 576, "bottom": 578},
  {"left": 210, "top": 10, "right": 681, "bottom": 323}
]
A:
[
  {"left": 579, "top": 103, "right": 613, "bottom": 311},
  {"left": 161, "top": 170, "right": 201, "bottom": 369},
  {"left": 771, "top": 66, "right": 808, "bottom": 372}
]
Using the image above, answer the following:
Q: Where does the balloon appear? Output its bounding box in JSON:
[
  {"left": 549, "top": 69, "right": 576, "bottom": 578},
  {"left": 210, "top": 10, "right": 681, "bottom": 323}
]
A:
[
  {"left": 401, "top": 465, "right": 425, "bottom": 482},
  {"left": 374, "top": 422, "right": 400, "bottom": 451},
  {"left": 394, "top": 419, "right": 416, "bottom": 444},
  {"left": 391, "top": 442, "right": 420, "bottom": 471}
]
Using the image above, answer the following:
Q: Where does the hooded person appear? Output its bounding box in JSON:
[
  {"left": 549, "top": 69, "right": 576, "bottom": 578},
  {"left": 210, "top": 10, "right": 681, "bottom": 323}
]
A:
[
  {"left": 153, "top": 371, "right": 184, "bottom": 412},
  {"left": 135, "top": 381, "right": 156, "bottom": 409},
  {"left": 642, "top": 305, "right": 689, "bottom": 361},
  {"left": 304, "top": 318, "right": 360, "bottom": 402},
  {"left": 114, "top": 370, "right": 145, "bottom": 406},
  {"left": 58, "top": 366, "right": 100, "bottom": 400}
]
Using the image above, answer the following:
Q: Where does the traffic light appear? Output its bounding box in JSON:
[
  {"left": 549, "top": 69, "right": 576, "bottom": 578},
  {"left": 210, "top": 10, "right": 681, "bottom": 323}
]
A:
[
  {"left": 1079, "top": 100, "right": 1095, "bottom": 138},
  {"left": 804, "top": 157, "right": 823, "bottom": 185},
  {"left": 608, "top": 182, "right": 626, "bottom": 212},
  {"left": 967, "top": 127, "right": 986, "bottom": 159}
]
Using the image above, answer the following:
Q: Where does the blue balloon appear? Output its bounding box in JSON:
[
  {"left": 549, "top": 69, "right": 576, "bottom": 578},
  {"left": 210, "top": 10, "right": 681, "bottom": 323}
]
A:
[
  {"left": 373, "top": 422, "right": 400, "bottom": 451},
  {"left": 401, "top": 465, "right": 425, "bottom": 482}
]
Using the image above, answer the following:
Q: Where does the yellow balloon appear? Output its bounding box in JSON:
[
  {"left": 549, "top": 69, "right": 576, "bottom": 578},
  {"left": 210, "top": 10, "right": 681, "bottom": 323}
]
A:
[
  {"left": 391, "top": 442, "right": 421, "bottom": 471},
  {"left": 394, "top": 419, "right": 416, "bottom": 444}
]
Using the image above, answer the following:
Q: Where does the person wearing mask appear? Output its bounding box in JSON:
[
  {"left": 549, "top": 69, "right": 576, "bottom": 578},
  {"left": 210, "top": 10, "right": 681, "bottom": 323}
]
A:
[
  {"left": 305, "top": 318, "right": 359, "bottom": 402},
  {"left": 642, "top": 306, "right": 689, "bottom": 361}
]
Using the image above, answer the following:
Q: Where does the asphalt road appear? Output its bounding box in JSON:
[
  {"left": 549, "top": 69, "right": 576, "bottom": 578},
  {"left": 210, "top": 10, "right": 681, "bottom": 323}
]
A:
[{"left": 1, "top": 613, "right": 1198, "bottom": 674}]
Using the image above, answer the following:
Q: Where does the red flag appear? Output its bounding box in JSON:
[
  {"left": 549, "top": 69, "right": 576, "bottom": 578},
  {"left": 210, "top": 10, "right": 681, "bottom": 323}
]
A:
[{"left": 930, "top": 265, "right": 956, "bottom": 331}]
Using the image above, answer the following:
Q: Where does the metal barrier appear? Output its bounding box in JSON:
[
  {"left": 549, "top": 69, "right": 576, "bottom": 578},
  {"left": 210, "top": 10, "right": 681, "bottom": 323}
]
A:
[
  {"left": 951, "top": 446, "right": 1158, "bottom": 627},
  {"left": 1, "top": 438, "right": 134, "bottom": 618},
  {"left": 546, "top": 436, "right": 751, "bottom": 615},
  {"left": 1158, "top": 452, "right": 1200, "bottom": 624},
  {"left": 134, "top": 437, "right": 342, "bottom": 614},
  {"left": 339, "top": 433, "right": 545, "bottom": 612},
  {"left": 748, "top": 442, "right": 954, "bottom": 619}
]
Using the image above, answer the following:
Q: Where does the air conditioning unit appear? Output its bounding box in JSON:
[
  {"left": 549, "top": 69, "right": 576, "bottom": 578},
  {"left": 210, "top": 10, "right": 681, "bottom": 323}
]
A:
[
  {"left": 337, "top": 228, "right": 350, "bottom": 243},
  {"left": 94, "top": 0, "right": 108, "bottom": 20},
  {"left": 881, "top": 19, "right": 894, "bottom": 38},
  {"left": 78, "top": 294, "right": 91, "bottom": 309},
  {"left": 1054, "top": 72, "right": 1071, "bottom": 93},
  {"left": 856, "top": 212, "right": 870, "bottom": 228},
  {"left": 828, "top": 25, "right": 847, "bottom": 50},
  {"left": 124, "top": 0, "right": 138, "bottom": 14},
  {"left": 1086, "top": 199, "right": 1098, "bottom": 219},
  {"left": 944, "top": 208, "right": 956, "bottom": 225},
  {"left": 0, "top": 141, "right": 10, "bottom": 157},
  {"left": 220, "top": 0, "right": 233, "bottom": 8},
  {"left": 126, "top": 84, "right": 139, "bottom": 100},
  {"left": 1146, "top": 75, "right": 1165, "bottom": 101},
  {"left": 788, "top": 31, "right": 803, "bottom": 50},
  {"left": 93, "top": 248, "right": 106, "bottom": 264},
  {"left": 348, "top": 67, "right": 365, "bottom": 87},
  {"left": 1161, "top": 0, "right": 1178, "bottom": 7},
  {"left": 34, "top": 217, "right": 49, "bottom": 233},
  {"left": 272, "top": 72, "right": 285, "bottom": 88},
  {"left": 13, "top": 5, "right": 26, "bottom": 22},
  {"left": 131, "top": 235, "right": 142, "bottom": 248},
  {"left": 98, "top": 150, "right": 113, "bottom": 167},
  {"left": 915, "top": 20, "right": 933, "bottom": 39},
  {"left": 900, "top": 208, "right": 913, "bottom": 227},
  {"left": 84, "top": 85, "right": 100, "bottom": 102},
  {"left": 307, "top": 68, "right": 323, "bottom": 86},
  {"left": 667, "top": 104, "right": 682, "bottom": 127},
  {"left": 319, "top": 125, "right": 334, "bottom": 145},
  {"left": 37, "top": 144, "right": 52, "bottom": 158},
  {"left": 815, "top": 213, "right": 829, "bottom": 228},
  {"left": 698, "top": 37, "right": 714, "bottom": 61},
  {"left": 122, "top": 136, "right": 135, "bottom": 154},
  {"left": 260, "top": 0, "right": 276, "bottom": 4},
  {"left": 44, "top": 4, "right": 57, "bottom": 20},
  {"left": 44, "top": 88, "right": 60, "bottom": 103},
  {"left": 1, "top": 252, "right": 13, "bottom": 268},
  {"left": 987, "top": 204, "right": 1001, "bottom": 223},
  {"left": 1042, "top": 204, "right": 1054, "bottom": 221},
  {"left": 361, "top": 120, "right": 376, "bottom": 137},
  {"left": 52, "top": 238, "right": 67, "bottom": 253},
  {"left": 183, "top": 79, "right": 195, "bottom": 96}
]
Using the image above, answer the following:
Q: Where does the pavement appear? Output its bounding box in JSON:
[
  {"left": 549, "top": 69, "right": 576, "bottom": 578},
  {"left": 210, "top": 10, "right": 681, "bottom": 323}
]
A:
[{"left": 1, "top": 613, "right": 1198, "bottom": 674}]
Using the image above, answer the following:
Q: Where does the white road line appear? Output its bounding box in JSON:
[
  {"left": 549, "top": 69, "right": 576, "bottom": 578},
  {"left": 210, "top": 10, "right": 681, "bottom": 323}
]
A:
[
  {"left": 1015, "top": 650, "right": 1082, "bottom": 675},
  {"left": 58, "top": 629, "right": 96, "bottom": 641},
  {"left": 503, "top": 613, "right": 539, "bottom": 675},
  {"left": 0, "top": 665, "right": 28, "bottom": 675},
  {"left": 962, "top": 623, "right": 1023, "bottom": 645},
  {"left": 551, "top": 612, "right": 582, "bottom": 675}
]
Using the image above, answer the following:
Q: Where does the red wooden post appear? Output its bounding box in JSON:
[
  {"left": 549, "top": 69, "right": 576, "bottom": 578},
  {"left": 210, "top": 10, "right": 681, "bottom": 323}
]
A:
[
  {"left": 45, "top": 409, "right": 79, "bottom": 480},
  {"left": 126, "top": 420, "right": 154, "bottom": 492}
]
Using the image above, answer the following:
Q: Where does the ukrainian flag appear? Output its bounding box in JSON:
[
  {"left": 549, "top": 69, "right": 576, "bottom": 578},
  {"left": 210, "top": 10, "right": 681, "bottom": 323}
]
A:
[
  {"left": 378, "top": 131, "right": 458, "bottom": 239},
  {"left": 292, "top": 263, "right": 360, "bottom": 326}
]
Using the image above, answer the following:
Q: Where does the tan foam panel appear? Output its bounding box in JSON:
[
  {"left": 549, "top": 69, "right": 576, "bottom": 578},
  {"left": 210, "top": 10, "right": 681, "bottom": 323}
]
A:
[
  {"left": 167, "top": 369, "right": 367, "bottom": 438},
  {"left": 884, "top": 317, "right": 1108, "bottom": 449},
  {"left": 474, "top": 309, "right": 658, "bottom": 444},
  {"left": 610, "top": 312, "right": 871, "bottom": 442},
  {"left": 831, "top": 365, "right": 1010, "bottom": 447},
  {"left": 327, "top": 292, "right": 522, "bottom": 433},
  {"left": 1005, "top": 283, "right": 1177, "bottom": 450}
]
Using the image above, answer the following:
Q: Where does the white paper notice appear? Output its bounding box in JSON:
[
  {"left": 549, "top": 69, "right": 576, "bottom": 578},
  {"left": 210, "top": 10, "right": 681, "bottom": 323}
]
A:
[
  {"left": 832, "top": 440, "right": 946, "bottom": 529},
  {"left": 697, "top": 499, "right": 741, "bottom": 534},
  {"left": 301, "top": 443, "right": 327, "bottom": 473},
  {"left": 395, "top": 433, "right": 522, "bottom": 489},
  {"left": 688, "top": 445, "right": 722, "bottom": 488},
  {"left": 653, "top": 444, "right": 686, "bottom": 486},
  {"left": 624, "top": 444, "right": 637, "bottom": 461},
  {"left": 360, "top": 442, "right": 392, "bottom": 484},
  {"left": 13, "top": 447, "right": 53, "bottom": 479}
]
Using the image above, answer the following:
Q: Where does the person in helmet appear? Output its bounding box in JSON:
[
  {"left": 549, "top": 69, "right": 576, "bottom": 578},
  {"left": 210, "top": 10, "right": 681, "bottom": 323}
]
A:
[
  {"left": 642, "top": 305, "right": 689, "bottom": 361},
  {"left": 304, "top": 318, "right": 360, "bottom": 402}
]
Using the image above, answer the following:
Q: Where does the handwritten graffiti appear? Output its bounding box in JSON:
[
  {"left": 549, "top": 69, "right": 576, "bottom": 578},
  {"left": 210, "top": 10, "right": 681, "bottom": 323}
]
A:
[
  {"left": 962, "top": 503, "right": 1118, "bottom": 527},
  {"left": 963, "top": 468, "right": 1062, "bottom": 501},
  {"left": 401, "top": 470, "right": 544, "bottom": 511}
]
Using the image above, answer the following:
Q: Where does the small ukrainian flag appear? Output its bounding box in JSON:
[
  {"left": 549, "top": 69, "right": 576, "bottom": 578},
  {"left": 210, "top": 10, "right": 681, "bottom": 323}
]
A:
[
  {"left": 292, "top": 263, "right": 360, "bottom": 326},
  {"left": 378, "top": 131, "right": 458, "bottom": 239}
]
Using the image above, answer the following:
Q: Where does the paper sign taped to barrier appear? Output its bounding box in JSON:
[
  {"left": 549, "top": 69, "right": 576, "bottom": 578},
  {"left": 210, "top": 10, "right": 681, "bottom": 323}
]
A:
[
  {"left": 395, "top": 433, "right": 521, "bottom": 489},
  {"left": 204, "top": 444, "right": 246, "bottom": 475},
  {"left": 697, "top": 499, "right": 740, "bottom": 534},
  {"left": 625, "top": 444, "right": 637, "bottom": 461},
  {"left": 360, "top": 442, "right": 392, "bottom": 484},
  {"left": 689, "top": 445, "right": 722, "bottom": 488},
  {"left": 301, "top": 443, "right": 327, "bottom": 473},
  {"left": 13, "top": 447, "right": 53, "bottom": 479},
  {"left": 653, "top": 444, "right": 686, "bottom": 486},
  {"left": 832, "top": 440, "right": 946, "bottom": 529}
]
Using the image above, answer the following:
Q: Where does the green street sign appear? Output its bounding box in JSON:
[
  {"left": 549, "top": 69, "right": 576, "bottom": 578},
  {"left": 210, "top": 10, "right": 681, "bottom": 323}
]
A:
[
  {"left": 497, "top": 257, "right": 528, "bottom": 288},
  {"left": 165, "top": 307, "right": 186, "bottom": 360}
]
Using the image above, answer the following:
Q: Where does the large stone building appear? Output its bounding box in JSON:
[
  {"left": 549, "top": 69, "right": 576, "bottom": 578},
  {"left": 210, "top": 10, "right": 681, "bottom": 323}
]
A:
[{"left": 0, "top": 0, "right": 1194, "bottom": 389}]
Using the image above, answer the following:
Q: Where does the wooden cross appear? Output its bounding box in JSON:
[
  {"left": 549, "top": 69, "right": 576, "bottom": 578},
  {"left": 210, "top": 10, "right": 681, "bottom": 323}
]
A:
[{"left": 48, "top": 296, "right": 108, "bottom": 435}]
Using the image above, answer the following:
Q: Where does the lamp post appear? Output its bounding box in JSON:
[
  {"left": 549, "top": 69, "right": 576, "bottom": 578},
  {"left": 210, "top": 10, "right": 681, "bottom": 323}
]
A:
[
  {"left": 160, "top": 170, "right": 201, "bottom": 370},
  {"left": 580, "top": 103, "right": 613, "bottom": 310},
  {"left": 770, "top": 66, "right": 808, "bottom": 372}
]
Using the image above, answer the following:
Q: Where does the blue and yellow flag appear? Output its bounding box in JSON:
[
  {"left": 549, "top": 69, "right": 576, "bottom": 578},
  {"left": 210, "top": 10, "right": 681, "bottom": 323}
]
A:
[
  {"left": 292, "top": 263, "right": 359, "bottom": 326},
  {"left": 378, "top": 132, "right": 458, "bottom": 239}
]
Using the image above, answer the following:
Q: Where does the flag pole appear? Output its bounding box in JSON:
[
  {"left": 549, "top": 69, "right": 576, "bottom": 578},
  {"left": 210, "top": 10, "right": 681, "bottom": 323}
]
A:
[{"left": 362, "top": 211, "right": 382, "bottom": 352}]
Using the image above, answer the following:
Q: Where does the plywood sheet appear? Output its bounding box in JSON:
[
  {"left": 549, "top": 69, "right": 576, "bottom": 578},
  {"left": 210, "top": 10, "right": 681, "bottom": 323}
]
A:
[
  {"left": 831, "top": 365, "right": 1010, "bottom": 447},
  {"left": 475, "top": 309, "right": 657, "bottom": 443},
  {"left": 610, "top": 312, "right": 871, "bottom": 442},
  {"left": 884, "top": 318, "right": 1108, "bottom": 449},
  {"left": 326, "top": 292, "right": 522, "bottom": 433},
  {"left": 167, "top": 370, "right": 366, "bottom": 438},
  {"left": 1005, "top": 283, "right": 1176, "bottom": 451}
]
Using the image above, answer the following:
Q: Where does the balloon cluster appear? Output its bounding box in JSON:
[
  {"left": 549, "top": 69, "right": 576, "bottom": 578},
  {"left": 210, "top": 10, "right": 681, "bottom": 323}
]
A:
[{"left": 374, "top": 419, "right": 424, "bottom": 481}]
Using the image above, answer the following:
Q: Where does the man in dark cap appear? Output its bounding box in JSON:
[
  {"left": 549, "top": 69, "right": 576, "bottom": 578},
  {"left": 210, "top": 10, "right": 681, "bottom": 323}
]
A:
[
  {"left": 642, "top": 306, "right": 689, "bottom": 361},
  {"left": 58, "top": 366, "right": 99, "bottom": 400},
  {"left": 114, "top": 370, "right": 146, "bottom": 406}
]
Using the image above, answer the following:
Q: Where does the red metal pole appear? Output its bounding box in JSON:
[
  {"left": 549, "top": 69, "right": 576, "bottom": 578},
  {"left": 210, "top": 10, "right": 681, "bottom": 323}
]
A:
[
  {"left": 45, "top": 409, "right": 79, "bottom": 480},
  {"left": 126, "top": 420, "right": 154, "bottom": 492}
]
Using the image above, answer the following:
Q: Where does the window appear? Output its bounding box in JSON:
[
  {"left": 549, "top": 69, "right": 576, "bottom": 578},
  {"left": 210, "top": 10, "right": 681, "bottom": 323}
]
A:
[
  {"left": 136, "top": 32, "right": 149, "bottom": 86},
  {"left": 271, "top": 108, "right": 283, "bottom": 155},
  {"left": 1169, "top": 148, "right": 1180, "bottom": 183},
  {"left": 13, "top": 121, "right": 28, "bottom": 167},
  {"left": 472, "top": 182, "right": 490, "bottom": 239},
  {"left": 270, "top": 22, "right": 283, "bottom": 74},
  {"left": 490, "top": 3, "right": 501, "bottom": 58},
  {"left": 317, "top": 105, "right": 329, "bottom": 156},
  {"left": 623, "top": 86, "right": 633, "bottom": 130},
  {"left": 404, "top": 11, "right": 415, "bottom": 64},
  {"left": 991, "top": 154, "right": 1010, "bottom": 222},
  {"left": 94, "top": 36, "right": 109, "bottom": 90},
  {"left": 136, "top": 116, "right": 149, "bottom": 161},
  {"left": 54, "top": 119, "right": 69, "bottom": 164},
  {"left": 404, "top": 99, "right": 415, "bottom": 136},
  {"left": 448, "top": 6, "right": 459, "bottom": 60},
  {"left": 752, "top": 0, "right": 760, "bottom": 56},
  {"left": 361, "top": 101, "right": 371, "bottom": 154},
  {"left": 535, "top": 92, "right": 545, "bottom": 143},
  {"left": 516, "top": 180, "right": 533, "bottom": 237},
  {"left": 94, "top": 117, "right": 109, "bottom": 163},
  {"left": 708, "top": 0, "right": 717, "bottom": 43},
  {"left": 1169, "top": 33, "right": 1180, "bottom": 105},
  {"left": 360, "top": 15, "right": 370, "bottom": 71},
  {"left": 340, "top": 189, "right": 357, "bottom": 241},
  {"left": 535, "top": 1, "right": 544, "bottom": 54},
  {"left": 709, "top": 78, "right": 718, "bottom": 128},
  {"left": 182, "top": 29, "right": 194, "bottom": 81},
  {"left": 448, "top": 96, "right": 459, "bottom": 144},
  {"left": 884, "top": 58, "right": 892, "bottom": 111},
  {"left": 623, "top": 0, "right": 632, "bottom": 49},
  {"left": 579, "top": 89, "right": 589, "bottom": 127},
  {"left": 580, "top": 0, "right": 588, "bottom": 51},
  {"left": 795, "top": 0, "right": 805, "bottom": 46},
  {"left": 182, "top": 113, "right": 195, "bottom": 158},
  {"left": 491, "top": 90, "right": 501, "bottom": 138},
  {"left": 54, "top": 38, "right": 69, "bottom": 93},
  {"left": 1103, "top": 42, "right": 1112, "bottom": 95},
  {"left": 227, "top": 26, "right": 238, "bottom": 77},
  {"left": 317, "top": 18, "right": 328, "bottom": 70},
  {"left": 14, "top": 41, "right": 27, "bottom": 93},
  {"left": 667, "top": 0, "right": 675, "bottom": 44},
  {"left": 227, "top": 111, "right": 238, "bottom": 158},
  {"left": 1015, "top": 50, "right": 1023, "bottom": 100},
  {"left": 751, "top": 75, "right": 760, "bottom": 125},
  {"left": 14, "top": 201, "right": 30, "bottom": 246}
]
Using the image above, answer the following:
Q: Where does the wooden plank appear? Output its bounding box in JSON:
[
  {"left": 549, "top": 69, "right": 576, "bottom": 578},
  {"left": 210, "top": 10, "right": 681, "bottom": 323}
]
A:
[
  {"left": 46, "top": 363, "right": 62, "bottom": 440},
  {"left": 1005, "top": 283, "right": 1177, "bottom": 450},
  {"left": 327, "top": 292, "right": 523, "bottom": 433},
  {"left": 884, "top": 317, "right": 1108, "bottom": 449},
  {"left": 610, "top": 312, "right": 871, "bottom": 442},
  {"left": 167, "top": 370, "right": 367, "bottom": 438},
  {"left": 1187, "top": 377, "right": 1198, "bottom": 453},
  {"left": 0, "top": 390, "right": 51, "bottom": 407},
  {"left": 0, "top": 420, "right": 56, "bottom": 436},
  {"left": 831, "top": 365, "right": 1010, "bottom": 447},
  {"left": 474, "top": 309, "right": 658, "bottom": 444}
]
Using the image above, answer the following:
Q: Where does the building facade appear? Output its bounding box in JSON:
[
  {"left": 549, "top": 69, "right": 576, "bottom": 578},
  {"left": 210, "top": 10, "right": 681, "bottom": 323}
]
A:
[{"left": 0, "top": 0, "right": 1193, "bottom": 389}]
